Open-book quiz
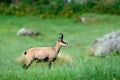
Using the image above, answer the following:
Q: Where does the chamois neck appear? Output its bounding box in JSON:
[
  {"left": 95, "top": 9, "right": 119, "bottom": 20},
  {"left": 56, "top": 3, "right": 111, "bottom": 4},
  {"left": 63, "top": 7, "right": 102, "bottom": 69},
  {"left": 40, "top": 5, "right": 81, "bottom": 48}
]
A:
[{"left": 54, "top": 42, "right": 62, "bottom": 53}]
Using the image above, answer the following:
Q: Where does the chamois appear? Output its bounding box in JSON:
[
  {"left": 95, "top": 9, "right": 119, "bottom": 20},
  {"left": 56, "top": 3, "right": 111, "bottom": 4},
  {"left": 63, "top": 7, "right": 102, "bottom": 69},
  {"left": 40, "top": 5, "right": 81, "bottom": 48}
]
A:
[{"left": 23, "top": 33, "right": 68, "bottom": 69}]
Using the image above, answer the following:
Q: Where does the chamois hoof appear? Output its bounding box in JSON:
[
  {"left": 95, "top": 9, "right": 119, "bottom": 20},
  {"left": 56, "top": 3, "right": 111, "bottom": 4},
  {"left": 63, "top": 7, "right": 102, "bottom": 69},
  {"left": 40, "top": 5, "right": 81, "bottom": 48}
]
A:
[{"left": 22, "top": 64, "right": 28, "bottom": 69}]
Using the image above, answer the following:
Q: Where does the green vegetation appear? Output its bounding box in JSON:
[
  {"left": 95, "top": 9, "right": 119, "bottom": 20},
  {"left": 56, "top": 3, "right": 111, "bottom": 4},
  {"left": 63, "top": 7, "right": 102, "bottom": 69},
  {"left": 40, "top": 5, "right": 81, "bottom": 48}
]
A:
[
  {"left": 0, "top": 13, "right": 120, "bottom": 80},
  {"left": 0, "top": 0, "right": 120, "bottom": 17}
]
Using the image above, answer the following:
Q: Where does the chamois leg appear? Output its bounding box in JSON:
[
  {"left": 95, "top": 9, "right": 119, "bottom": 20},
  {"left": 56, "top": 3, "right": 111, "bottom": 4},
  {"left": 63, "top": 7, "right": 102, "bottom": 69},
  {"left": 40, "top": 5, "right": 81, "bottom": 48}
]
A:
[
  {"left": 23, "top": 61, "right": 32, "bottom": 69},
  {"left": 22, "top": 64, "right": 27, "bottom": 69},
  {"left": 23, "top": 64, "right": 29, "bottom": 69},
  {"left": 23, "top": 62, "right": 31, "bottom": 69},
  {"left": 23, "top": 56, "right": 33, "bottom": 69},
  {"left": 48, "top": 58, "right": 56, "bottom": 69},
  {"left": 48, "top": 62, "right": 52, "bottom": 69}
]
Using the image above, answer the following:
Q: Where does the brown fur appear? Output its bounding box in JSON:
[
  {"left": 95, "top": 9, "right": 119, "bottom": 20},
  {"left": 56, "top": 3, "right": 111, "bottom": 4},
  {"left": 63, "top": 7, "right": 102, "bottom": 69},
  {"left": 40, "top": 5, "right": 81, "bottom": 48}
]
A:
[{"left": 23, "top": 33, "right": 68, "bottom": 69}]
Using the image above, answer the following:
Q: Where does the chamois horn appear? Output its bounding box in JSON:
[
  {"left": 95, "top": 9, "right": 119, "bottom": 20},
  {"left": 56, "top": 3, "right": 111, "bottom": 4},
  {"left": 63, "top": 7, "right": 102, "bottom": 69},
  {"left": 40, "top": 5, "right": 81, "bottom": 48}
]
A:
[{"left": 59, "top": 33, "right": 64, "bottom": 39}]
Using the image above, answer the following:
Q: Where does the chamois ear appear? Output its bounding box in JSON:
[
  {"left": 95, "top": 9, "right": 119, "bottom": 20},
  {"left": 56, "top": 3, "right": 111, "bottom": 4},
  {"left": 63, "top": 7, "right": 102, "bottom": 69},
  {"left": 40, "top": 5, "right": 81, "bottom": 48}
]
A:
[{"left": 59, "top": 33, "right": 64, "bottom": 39}]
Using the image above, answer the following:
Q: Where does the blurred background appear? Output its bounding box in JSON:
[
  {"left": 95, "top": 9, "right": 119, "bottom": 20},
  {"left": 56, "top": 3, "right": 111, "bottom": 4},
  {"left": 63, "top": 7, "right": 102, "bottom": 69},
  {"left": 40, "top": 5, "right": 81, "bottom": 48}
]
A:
[{"left": 0, "top": 0, "right": 120, "bottom": 18}]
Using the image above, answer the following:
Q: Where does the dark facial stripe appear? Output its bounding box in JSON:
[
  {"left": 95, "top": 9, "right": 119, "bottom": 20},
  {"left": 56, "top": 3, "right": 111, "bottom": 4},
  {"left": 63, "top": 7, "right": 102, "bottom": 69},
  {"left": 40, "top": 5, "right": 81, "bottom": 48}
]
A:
[{"left": 61, "top": 39, "right": 67, "bottom": 44}]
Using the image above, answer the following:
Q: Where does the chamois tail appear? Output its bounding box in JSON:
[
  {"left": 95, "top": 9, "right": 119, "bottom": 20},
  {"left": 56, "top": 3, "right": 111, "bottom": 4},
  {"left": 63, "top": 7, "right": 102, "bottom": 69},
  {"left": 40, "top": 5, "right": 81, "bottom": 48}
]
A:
[{"left": 24, "top": 51, "right": 27, "bottom": 55}]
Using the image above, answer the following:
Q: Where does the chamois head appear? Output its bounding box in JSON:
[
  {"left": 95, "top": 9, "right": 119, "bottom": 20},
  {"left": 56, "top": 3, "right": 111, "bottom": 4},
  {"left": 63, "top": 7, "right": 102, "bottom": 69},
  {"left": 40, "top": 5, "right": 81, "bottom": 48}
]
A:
[{"left": 58, "top": 33, "right": 68, "bottom": 46}]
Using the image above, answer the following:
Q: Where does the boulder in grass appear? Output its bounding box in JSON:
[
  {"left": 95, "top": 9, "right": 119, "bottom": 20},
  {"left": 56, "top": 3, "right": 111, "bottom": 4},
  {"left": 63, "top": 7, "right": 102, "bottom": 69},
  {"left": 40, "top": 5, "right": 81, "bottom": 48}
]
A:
[
  {"left": 88, "top": 30, "right": 120, "bottom": 56},
  {"left": 17, "top": 28, "right": 40, "bottom": 36}
]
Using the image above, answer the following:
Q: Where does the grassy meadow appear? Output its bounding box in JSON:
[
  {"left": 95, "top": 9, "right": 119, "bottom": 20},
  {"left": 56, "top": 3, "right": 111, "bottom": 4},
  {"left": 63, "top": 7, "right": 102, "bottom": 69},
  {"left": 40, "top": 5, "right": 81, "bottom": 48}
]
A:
[{"left": 0, "top": 13, "right": 120, "bottom": 80}]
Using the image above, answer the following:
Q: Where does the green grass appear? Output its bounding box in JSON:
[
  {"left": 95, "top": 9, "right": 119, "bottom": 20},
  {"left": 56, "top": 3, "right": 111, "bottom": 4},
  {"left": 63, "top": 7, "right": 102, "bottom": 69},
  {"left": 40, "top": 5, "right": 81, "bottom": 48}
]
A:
[{"left": 0, "top": 13, "right": 120, "bottom": 80}]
